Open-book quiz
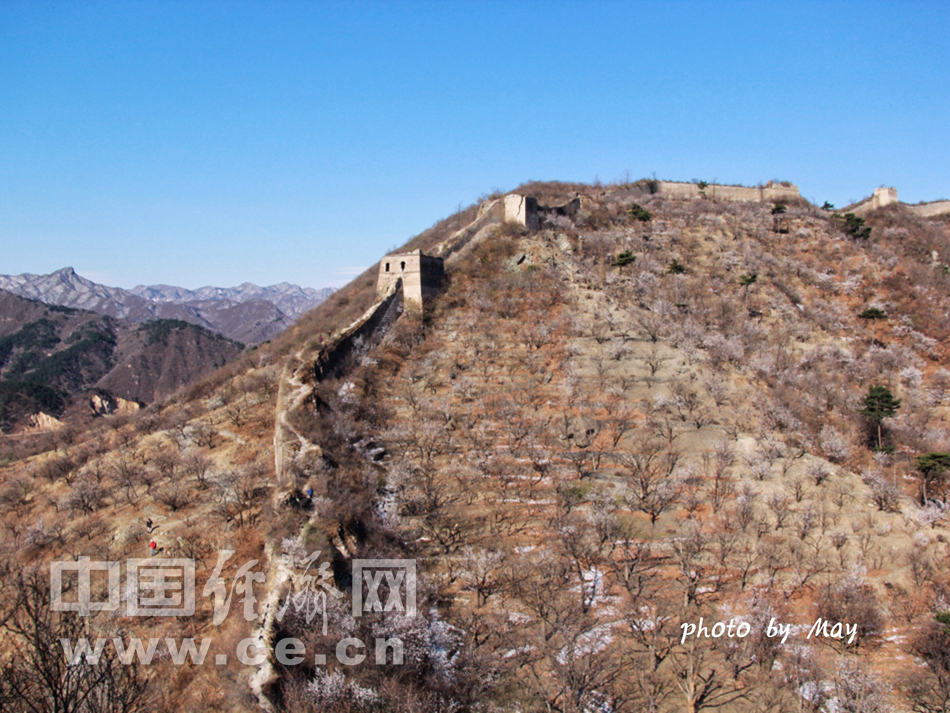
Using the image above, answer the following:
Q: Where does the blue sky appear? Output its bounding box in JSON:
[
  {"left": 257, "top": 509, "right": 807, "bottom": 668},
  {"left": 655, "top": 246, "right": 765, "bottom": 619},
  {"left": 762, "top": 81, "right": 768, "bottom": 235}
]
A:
[{"left": 1, "top": 1, "right": 948, "bottom": 290}]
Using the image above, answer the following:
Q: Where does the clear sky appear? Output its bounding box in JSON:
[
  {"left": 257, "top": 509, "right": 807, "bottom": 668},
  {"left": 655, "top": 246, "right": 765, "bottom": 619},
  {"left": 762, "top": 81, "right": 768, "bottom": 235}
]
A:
[{"left": 2, "top": 1, "right": 948, "bottom": 290}]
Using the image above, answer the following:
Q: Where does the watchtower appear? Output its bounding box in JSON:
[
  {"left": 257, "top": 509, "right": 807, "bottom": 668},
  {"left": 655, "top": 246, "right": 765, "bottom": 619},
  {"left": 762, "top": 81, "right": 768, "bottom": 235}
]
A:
[
  {"left": 377, "top": 249, "right": 445, "bottom": 312},
  {"left": 871, "top": 187, "right": 898, "bottom": 210}
]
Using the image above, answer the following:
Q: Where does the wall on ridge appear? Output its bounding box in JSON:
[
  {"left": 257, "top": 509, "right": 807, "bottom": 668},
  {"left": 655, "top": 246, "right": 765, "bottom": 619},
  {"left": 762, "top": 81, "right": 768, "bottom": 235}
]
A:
[
  {"left": 844, "top": 187, "right": 950, "bottom": 218},
  {"left": 655, "top": 181, "right": 801, "bottom": 203},
  {"left": 845, "top": 187, "right": 898, "bottom": 217},
  {"left": 311, "top": 280, "right": 403, "bottom": 382},
  {"left": 908, "top": 200, "right": 950, "bottom": 218},
  {"left": 435, "top": 193, "right": 537, "bottom": 259}
]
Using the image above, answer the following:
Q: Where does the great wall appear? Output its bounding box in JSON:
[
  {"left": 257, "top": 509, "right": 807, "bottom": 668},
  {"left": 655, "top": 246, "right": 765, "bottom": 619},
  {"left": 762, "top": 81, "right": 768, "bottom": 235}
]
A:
[
  {"left": 652, "top": 179, "right": 802, "bottom": 204},
  {"left": 644, "top": 180, "right": 950, "bottom": 219},
  {"left": 290, "top": 178, "right": 950, "bottom": 425},
  {"left": 257, "top": 176, "right": 949, "bottom": 708},
  {"left": 842, "top": 186, "right": 950, "bottom": 218}
]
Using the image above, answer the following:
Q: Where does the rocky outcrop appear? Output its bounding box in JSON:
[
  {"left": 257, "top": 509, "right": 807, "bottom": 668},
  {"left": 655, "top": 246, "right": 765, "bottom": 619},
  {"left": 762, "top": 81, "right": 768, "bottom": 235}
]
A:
[
  {"left": 26, "top": 411, "right": 63, "bottom": 431},
  {"left": 89, "top": 393, "right": 141, "bottom": 417}
]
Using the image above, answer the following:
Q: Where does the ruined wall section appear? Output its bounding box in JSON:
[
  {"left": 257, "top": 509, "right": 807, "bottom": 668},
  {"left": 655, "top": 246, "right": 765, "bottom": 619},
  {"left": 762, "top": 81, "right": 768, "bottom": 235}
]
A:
[
  {"left": 502, "top": 194, "right": 540, "bottom": 229},
  {"left": 433, "top": 193, "right": 539, "bottom": 259},
  {"left": 655, "top": 180, "right": 801, "bottom": 203},
  {"left": 844, "top": 187, "right": 950, "bottom": 218},
  {"left": 312, "top": 279, "right": 403, "bottom": 381},
  {"left": 844, "top": 187, "right": 899, "bottom": 217}
]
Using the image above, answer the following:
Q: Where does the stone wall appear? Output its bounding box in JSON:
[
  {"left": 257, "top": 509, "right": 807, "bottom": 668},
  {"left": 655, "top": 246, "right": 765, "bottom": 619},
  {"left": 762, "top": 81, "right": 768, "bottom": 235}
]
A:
[
  {"left": 377, "top": 249, "right": 445, "bottom": 311},
  {"left": 503, "top": 194, "right": 540, "bottom": 229},
  {"left": 845, "top": 187, "right": 899, "bottom": 217},
  {"left": 655, "top": 180, "right": 801, "bottom": 203},
  {"left": 908, "top": 200, "right": 950, "bottom": 218},
  {"left": 433, "top": 193, "right": 539, "bottom": 259},
  {"left": 844, "top": 187, "right": 950, "bottom": 218},
  {"left": 312, "top": 280, "right": 403, "bottom": 381},
  {"left": 475, "top": 193, "right": 539, "bottom": 229}
]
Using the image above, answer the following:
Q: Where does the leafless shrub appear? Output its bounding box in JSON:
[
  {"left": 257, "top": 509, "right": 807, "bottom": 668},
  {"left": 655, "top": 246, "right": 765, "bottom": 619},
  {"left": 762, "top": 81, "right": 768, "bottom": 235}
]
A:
[
  {"left": 0, "top": 569, "right": 152, "bottom": 711},
  {"left": 767, "top": 490, "right": 792, "bottom": 529},
  {"left": 820, "top": 425, "right": 853, "bottom": 463},
  {"left": 806, "top": 461, "right": 830, "bottom": 486},
  {"left": 155, "top": 480, "right": 190, "bottom": 512},
  {"left": 904, "top": 616, "right": 950, "bottom": 713},
  {"left": 182, "top": 451, "right": 213, "bottom": 488},
  {"left": 191, "top": 420, "right": 219, "bottom": 449},
  {"left": 62, "top": 476, "right": 106, "bottom": 515},
  {"left": 862, "top": 469, "right": 903, "bottom": 513},
  {"left": 818, "top": 573, "right": 885, "bottom": 647},
  {"left": 0, "top": 475, "right": 35, "bottom": 517},
  {"left": 831, "top": 656, "right": 892, "bottom": 712},
  {"left": 21, "top": 520, "right": 51, "bottom": 551},
  {"left": 782, "top": 644, "right": 826, "bottom": 711}
]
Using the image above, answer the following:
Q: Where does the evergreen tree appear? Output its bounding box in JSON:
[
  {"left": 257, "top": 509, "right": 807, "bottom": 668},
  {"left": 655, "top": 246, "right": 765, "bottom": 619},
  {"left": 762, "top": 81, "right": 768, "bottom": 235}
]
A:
[
  {"left": 917, "top": 452, "right": 950, "bottom": 505},
  {"left": 861, "top": 386, "right": 901, "bottom": 450},
  {"left": 843, "top": 213, "right": 872, "bottom": 240},
  {"left": 612, "top": 251, "right": 636, "bottom": 273}
]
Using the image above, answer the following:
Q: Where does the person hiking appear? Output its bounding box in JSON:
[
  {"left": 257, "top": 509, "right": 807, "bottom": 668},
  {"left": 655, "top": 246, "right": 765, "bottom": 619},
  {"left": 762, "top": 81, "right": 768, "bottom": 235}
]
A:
[
  {"left": 307, "top": 487, "right": 314, "bottom": 499},
  {"left": 149, "top": 540, "right": 157, "bottom": 556},
  {"left": 146, "top": 517, "right": 153, "bottom": 534}
]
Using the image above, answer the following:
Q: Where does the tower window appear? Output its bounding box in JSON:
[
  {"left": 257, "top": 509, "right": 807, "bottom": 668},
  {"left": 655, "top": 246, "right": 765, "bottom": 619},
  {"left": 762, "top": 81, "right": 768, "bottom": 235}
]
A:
[
  {"left": 400, "top": 261, "right": 406, "bottom": 271},
  {"left": 385, "top": 263, "right": 390, "bottom": 272}
]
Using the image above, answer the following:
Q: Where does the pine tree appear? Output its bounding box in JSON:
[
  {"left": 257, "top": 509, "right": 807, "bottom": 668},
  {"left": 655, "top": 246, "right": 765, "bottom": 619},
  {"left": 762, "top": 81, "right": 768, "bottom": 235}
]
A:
[
  {"left": 917, "top": 452, "right": 950, "bottom": 505},
  {"left": 861, "top": 386, "right": 901, "bottom": 450}
]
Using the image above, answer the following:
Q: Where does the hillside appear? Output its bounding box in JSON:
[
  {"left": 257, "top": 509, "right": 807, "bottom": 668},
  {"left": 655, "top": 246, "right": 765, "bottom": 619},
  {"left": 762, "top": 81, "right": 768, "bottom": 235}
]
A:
[
  {"left": 1, "top": 180, "right": 950, "bottom": 713},
  {"left": 0, "top": 290, "right": 244, "bottom": 431},
  {"left": 0, "top": 268, "right": 333, "bottom": 344}
]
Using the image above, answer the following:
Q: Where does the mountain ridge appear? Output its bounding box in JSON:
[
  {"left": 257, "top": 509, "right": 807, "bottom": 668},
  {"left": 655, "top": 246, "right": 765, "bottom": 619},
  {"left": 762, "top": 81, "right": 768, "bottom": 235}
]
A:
[
  {"left": 3, "top": 180, "right": 950, "bottom": 711},
  {"left": 0, "top": 267, "right": 333, "bottom": 344},
  {"left": 0, "top": 288, "right": 244, "bottom": 430}
]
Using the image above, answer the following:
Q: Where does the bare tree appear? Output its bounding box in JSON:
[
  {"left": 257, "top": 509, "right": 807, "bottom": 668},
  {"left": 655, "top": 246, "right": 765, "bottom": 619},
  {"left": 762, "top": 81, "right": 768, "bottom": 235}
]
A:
[
  {"left": 618, "top": 434, "right": 681, "bottom": 526},
  {"left": 703, "top": 438, "right": 735, "bottom": 512},
  {"left": 831, "top": 657, "right": 891, "bottom": 713},
  {"left": 458, "top": 546, "right": 505, "bottom": 607},
  {"left": 191, "top": 420, "right": 219, "bottom": 449},
  {"left": 905, "top": 617, "right": 950, "bottom": 713},
  {"left": 0, "top": 568, "right": 152, "bottom": 712}
]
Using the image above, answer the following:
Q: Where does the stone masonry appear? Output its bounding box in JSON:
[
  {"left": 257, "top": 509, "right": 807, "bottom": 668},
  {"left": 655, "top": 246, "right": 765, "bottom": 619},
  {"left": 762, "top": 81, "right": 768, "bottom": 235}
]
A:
[
  {"left": 376, "top": 249, "right": 445, "bottom": 311},
  {"left": 476, "top": 193, "right": 540, "bottom": 229},
  {"left": 845, "top": 186, "right": 950, "bottom": 218}
]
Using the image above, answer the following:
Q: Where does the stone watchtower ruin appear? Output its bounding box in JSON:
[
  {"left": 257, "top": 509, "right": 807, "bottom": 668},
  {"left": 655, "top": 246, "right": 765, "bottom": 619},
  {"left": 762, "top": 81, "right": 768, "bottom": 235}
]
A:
[
  {"left": 375, "top": 192, "right": 541, "bottom": 312},
  {"left": 376, "top": 249, "right": 445, "bottom": 312}
]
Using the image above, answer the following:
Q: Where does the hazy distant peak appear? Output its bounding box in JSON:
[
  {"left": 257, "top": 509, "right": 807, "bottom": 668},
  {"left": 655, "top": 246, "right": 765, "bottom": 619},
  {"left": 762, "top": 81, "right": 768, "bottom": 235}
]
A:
[{"left": 0, "top": 268, "right": 333, "bottom": 344}]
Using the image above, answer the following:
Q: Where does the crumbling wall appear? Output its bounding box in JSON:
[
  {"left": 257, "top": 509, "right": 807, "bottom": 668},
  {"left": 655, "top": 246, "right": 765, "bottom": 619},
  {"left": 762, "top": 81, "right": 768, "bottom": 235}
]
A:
[
  {"left": 474, "top": 193, "right": 539, "bottom": 228},
  {"left": 433, "top": 193, "right": 539, "bottom": 259},
  {"left": 656, "top": 180, "right": 801, "bottom": 203},
  {"left": 845, "top": 187, "right": 899, "bottom": 217},
  {"left": 312, "top": 280, "right": 403, "bottom": 381},
  {"left": 844, "top": 187, "right": 950, "bottom": 218},
  {"left": 502, "top": 194, "right": 540, "bottom": 228}
]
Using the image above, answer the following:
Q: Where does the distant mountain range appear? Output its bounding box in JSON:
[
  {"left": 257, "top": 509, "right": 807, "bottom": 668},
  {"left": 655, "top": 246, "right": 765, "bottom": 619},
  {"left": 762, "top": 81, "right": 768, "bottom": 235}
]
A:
[
  {"left": 0, "top": 290, "right": 244, "bottom": 430},
  {"left": 0, "top": 268, "right": 333, "bottom": 345}
]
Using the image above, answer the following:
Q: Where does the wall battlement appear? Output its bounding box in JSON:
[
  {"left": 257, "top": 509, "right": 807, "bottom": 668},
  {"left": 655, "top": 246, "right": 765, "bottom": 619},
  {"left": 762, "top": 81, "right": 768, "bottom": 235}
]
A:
[{"left": 655, "top": 180, "right": 801, "bottom": 204}]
